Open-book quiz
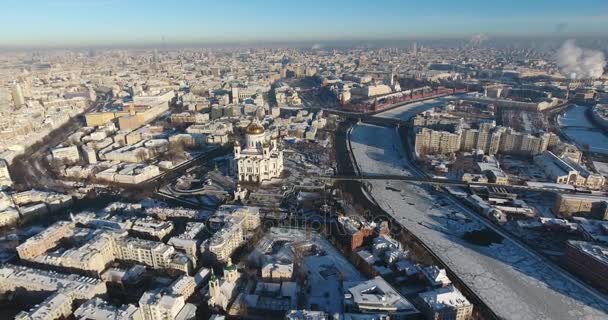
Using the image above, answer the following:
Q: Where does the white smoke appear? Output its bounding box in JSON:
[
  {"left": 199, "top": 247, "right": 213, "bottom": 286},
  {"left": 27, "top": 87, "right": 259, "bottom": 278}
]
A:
[
  {"left": 470, "top": 33, "right": 488, "bottom": 46},
  {"left": 556, "top": 40, "right": 606, "bottom": 80}
]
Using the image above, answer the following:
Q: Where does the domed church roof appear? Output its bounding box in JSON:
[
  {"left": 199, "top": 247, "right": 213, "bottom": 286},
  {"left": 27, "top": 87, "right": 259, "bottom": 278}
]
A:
[{"left": 245, "top": 122, "right": 265, "bottom": 134}]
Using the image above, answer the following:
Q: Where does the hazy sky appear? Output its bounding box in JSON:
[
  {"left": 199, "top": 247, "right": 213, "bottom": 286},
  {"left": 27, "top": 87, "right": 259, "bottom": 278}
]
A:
[{"left": 2, "top": 0, "right": 608, "bottom": 47}]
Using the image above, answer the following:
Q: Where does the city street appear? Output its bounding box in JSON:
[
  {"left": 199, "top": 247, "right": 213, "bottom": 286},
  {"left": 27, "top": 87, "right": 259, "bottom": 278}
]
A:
[{"left": 10, "top": 94, "right": 112, "bottom": 191}]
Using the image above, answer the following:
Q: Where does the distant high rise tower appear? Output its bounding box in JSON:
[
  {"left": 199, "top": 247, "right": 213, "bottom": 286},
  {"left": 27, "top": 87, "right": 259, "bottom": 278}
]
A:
[
  {"left": 11, "top": 82, "right": 25, "bottom": 106},
  {"left": 153, "top": 49, "right": 159, "bottom": 63},
  {"left": 412, "top": 42, "right": 418, "bottom": 57}
]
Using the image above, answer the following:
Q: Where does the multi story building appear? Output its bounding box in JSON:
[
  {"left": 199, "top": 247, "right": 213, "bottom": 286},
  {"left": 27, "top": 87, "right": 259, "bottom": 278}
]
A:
[
  {"left": 351, "top": 84, "right": 393, "bottom": 97},
  {"left": 234, "top": 122, "right": 283, "bottom": 183},
  {"left": 422, "top": 266, "right": 452, "bottom": 288},
  {"left": 186, "top": 120, "right": 232, "bottom": 145},
  {"left": 11, "top": 82, "right": 26, "bottom": 106},
  {"left": 231, "top": 85, "right": 268, "bottom": 104},
  {"left": 275, "top": 86, "right": 302, "bottom": 106},
  {"left": 114, "top": 237, "right": 192, "bottom": 274},
  {"left": 30, "top": 231, "right": 117, "bottom": 275},
  {"left": 168, "top": 268, "right": 210, "bottom": 300},
  {"left": 0, "top": 159, "right": 12, "bottom": 188},
  {"left": 476, "top": 156, "right": 509, "bottom": 185},
  {"left": 412, "top": 110, "right": 463, "bottom": 127},
  {"left": 261, "top": 262, "right": 294, "bottom": 281},
  {"left": 487, "top": 128, "right": 504, "bottom": 155},
  {"left": 498, "top": 129, "right": 551, "bottom": 156},
  {"left": 285, "top": 310, "right": 329, "bottom": 320},
  {"left": 336, "top": 216, "right": 389, "bottom": 251},
  {"left": 18, "top": 223, "right": 192, "bottom": 276},
  {"left": 139, "top": 290, "right": 188, "bottom": 320},
  {"left": 475, "top": 122, "right": 493, "bottom": 151},
  {"left": 168, "top": 222, "right": 206, "bottom": 262},
  {"left": 286, "top": 310, "right": 328, "bottom": 320},
  {"left": 206, "top": 206, "right": 261, "bottom": 262},
  {"left": 85, "top": 100, "right": 170, "bottom": 129},
  {"left": 534, "top": 151, "right": 605, "bottom": 189},
  {"left": 415, "top": 127, "right": 461, "bottom": 155},
  {"left": 0, "top": 264, "right": 107, "bottom": 300},
  {"left": 344, "top": 276, "right": 419, "bottom": 318},
  {"left": 462, "top": 96, "right": 559, "bottom": 111},
  {"left": 0, "top": 202, "right": 19, "bottom": 227},
  {"left": 553, "top": 194, "right": 608, "bottom": 219},
  {"left": 95, "top": 164, "right": 161, "bottom": 185},
  {"left": 415, "top": 118, "right": 556, "bottom": 157},
  {"left": 131, "top": 217, "right": 174, "bottom": 240},
  {"left": 15, "top": 292, "right": 73, "bottom": 320},
  {"left": 51, "top": 145, "right": 80, "bottom": 162},
  {"left": 74, "top": 298, "right": 141, "bottom": 320},
  {"left": 562, "top": 240, "right": 608, "bottom": 291},
  {"left": 16, "top": 221, "right": 74, "bottom": 259},
  {"left": 417, "top": 286, "right": 473, "bottom": 320},
  {"left": 554, "top": 143, "right": 582, "bottom": 164},
  {"left": 459, "top": 129, "right": 478, "bottom": 152}
]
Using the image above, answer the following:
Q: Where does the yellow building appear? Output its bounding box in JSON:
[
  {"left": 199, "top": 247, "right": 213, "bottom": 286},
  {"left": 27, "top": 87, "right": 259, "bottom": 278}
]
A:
[
  {"left": 85, "top": 102, "right": 169, "bottom": 129},
  {"left": 16, "top": 221, "right": 74, "bottom": 259}
]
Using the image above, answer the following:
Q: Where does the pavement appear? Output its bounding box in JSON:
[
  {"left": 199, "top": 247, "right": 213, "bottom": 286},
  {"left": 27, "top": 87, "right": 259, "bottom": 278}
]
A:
[
  {"left": 11, "top": 95, "right": 112, "bottom": 191},
  {"left": 347, "top": 105, "right": 608, "bottom": 319}
]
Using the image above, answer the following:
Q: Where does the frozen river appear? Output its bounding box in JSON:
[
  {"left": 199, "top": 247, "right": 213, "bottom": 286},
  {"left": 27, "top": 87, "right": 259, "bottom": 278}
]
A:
[
  {"left": 374, "top": 96, "right": 455, "bottom": 121},
  {"left": 347, "top": 101, "right": 608, "bottom": 319},
  {"left": 558, "top": 105, "right": 608, "bottom": 155}
]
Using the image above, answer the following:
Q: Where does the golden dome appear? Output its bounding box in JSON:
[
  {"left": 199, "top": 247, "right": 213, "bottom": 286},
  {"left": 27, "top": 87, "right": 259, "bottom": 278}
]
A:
[{"left": 245, "top": 122, "right": 265, "bottom": 134}]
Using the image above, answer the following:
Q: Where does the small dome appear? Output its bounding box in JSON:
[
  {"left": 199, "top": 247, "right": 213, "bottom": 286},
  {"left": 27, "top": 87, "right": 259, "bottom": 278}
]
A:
[{"left": 246, "top": 122, "right": 265, "bottom": 134}]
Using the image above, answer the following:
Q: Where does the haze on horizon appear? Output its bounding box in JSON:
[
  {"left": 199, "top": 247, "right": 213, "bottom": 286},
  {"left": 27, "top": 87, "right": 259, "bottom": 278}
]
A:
[{"left": 2, "top": 0, "right": 608, "bottom": 48}]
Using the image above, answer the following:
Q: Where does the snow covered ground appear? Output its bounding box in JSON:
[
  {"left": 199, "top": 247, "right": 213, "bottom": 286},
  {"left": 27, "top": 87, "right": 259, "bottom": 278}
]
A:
[
  {"left": 374, "top": 97, "right": 455, "bottom": 121},
  {"left": 250, "top": 228, "right": 365, "bottom": 316},
  {"left": 349, "top": 123, "right": 608, "bottom": 320}
]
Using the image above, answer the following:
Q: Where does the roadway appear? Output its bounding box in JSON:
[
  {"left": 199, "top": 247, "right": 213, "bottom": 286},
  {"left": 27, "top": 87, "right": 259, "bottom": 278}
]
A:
[
  {"left": 344, "top": 101, "right": 608, "bottom": 319},
  {"left": 141, "top": 145, "right": 232, "bottom": 189},
  {"left": 10, "top": 94, "right": 113, "bottom": 191},
  {"left": 304, "top": 93, "right": 461, "bottom": 119},
  {"left": 319, "top": 174, "right": 604, "bottom": 195}
]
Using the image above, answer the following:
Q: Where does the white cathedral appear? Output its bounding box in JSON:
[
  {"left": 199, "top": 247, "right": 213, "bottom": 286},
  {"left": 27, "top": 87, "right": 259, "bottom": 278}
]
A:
[{"left": 233, "top": 121, "right": 283, "bottom": 183}]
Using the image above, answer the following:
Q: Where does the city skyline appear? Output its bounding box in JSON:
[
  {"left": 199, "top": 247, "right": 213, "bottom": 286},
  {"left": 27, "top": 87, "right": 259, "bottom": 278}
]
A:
[
  {"left": 2, "top": 2, "right": 608, "bottom": 320},
  {"left": 2, "top": 0, "right": 608, "bottom": 47}
]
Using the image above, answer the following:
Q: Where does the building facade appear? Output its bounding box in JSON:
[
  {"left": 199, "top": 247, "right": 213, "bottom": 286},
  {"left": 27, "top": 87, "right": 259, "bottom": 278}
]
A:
[
  {"left": 206, "top": 206, "right": 261, "bottom": 263},
  {"left": 562, "top": 241, "right": 608, "bottom": 291},
  {"left": 234, "top": 122, "right": 283, "bottom": 183},
  {"left": 208, "top": 259, "right": 241, "bottom": 311},
  {"left": 418, "top": 286, "right": 473, "bottom": 320}
]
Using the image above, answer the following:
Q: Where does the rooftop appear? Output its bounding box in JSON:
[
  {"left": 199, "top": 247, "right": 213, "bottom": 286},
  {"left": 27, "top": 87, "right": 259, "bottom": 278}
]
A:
[
  {"left": 418, "top": 285, "right": 472, "bottom": 311},
  {"left": 15, "top": 292, "right": 72, "bottom": 320},
  {"left": 346, "top": 276, "right": 418, "bottom": 314},
  {"left": 0, "top": 264, "right": 105, "bottom": 298},
  {"left": 74, "top": 298, "right": 140, "bottom": 320},
  {"left": 567, "top": 240, "right": 608, "bottom": 266}
]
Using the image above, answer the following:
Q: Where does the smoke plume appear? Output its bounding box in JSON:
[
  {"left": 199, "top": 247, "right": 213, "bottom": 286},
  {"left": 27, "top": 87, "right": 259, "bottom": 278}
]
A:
[
  {"left": 470, "top": 33, "right": 488, "bottom": 46},
  {"left": 556, "top": 40, "right": 606, "bottom": 80}
]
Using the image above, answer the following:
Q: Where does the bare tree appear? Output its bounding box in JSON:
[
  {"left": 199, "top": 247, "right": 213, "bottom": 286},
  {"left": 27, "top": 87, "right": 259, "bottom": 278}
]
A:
[
  {"left": 135, "top": 149, "right": 148, "bottom": 162},
  {"left": 167, "top": 140, "right": 187, "bottom": 162}
]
